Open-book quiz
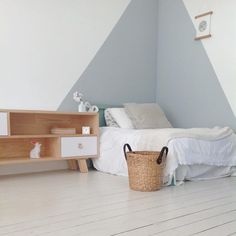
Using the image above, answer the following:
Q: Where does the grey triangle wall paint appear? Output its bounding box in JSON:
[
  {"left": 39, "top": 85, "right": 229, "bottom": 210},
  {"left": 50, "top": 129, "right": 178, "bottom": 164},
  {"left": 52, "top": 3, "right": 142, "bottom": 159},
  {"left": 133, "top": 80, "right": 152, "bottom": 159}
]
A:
[
  {"left": 58, "top": 0, "right": 158, "bottom": 112},
  {"left": 156, "top": 0, "right": 236, "bottom": 130},
  {"left": 58, "top": 0, "right": 236, "bottom": 130}
]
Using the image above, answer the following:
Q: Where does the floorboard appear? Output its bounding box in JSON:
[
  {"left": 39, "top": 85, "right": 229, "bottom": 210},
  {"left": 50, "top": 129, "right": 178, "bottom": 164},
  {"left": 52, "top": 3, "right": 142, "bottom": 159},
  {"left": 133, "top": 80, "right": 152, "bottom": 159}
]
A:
[{"left": 0, "top": 170, "right": 235, "bottom": 236}]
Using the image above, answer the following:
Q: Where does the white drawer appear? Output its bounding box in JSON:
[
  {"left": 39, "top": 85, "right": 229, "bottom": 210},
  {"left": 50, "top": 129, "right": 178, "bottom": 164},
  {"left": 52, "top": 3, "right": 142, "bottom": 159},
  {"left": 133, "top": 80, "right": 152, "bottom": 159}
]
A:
[
  {"left": 0, "top": 112, "right": 8, "bottom": 136},
  {"left": 61, "top": 137, "right": 97, "bottom": 158}
]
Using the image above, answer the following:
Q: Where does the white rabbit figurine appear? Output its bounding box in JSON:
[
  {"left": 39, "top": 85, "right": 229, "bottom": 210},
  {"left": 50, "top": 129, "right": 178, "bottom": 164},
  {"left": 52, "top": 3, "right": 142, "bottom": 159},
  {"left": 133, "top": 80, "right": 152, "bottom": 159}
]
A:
[{"left": 30, "top": 141, "right": 41, "bottom": 159}]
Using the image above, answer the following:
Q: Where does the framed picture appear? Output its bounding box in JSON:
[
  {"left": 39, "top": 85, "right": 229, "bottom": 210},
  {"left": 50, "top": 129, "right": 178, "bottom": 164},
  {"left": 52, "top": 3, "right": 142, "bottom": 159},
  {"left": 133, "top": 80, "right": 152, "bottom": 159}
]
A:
[
  {"left": 82, "top": 126, "right": 90, "bottom": 135},
  {"left": 195, "top": 11, "right": 213, "bottom": 40}
]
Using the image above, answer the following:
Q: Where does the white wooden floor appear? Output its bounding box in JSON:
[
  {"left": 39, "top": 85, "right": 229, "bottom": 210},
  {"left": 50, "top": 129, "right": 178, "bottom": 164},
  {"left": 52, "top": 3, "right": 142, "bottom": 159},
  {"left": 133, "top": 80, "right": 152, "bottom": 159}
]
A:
[{"left": 0, "top": 170, "right": 236, "bottom": 236}]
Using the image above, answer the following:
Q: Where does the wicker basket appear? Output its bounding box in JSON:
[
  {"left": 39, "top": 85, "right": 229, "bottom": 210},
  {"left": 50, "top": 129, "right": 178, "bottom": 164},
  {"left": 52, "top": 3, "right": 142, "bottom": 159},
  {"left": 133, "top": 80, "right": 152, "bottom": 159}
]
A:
[{"left": 123, "top": 144, "right": 168, "bottom": 192}]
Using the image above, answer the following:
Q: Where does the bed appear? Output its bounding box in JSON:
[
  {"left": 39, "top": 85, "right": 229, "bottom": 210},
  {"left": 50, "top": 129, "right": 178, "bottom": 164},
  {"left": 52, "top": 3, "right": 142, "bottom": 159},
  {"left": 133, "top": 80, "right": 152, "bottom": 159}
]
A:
[{"left": 93, "top": 104, "right": 236, "bottom": 185}]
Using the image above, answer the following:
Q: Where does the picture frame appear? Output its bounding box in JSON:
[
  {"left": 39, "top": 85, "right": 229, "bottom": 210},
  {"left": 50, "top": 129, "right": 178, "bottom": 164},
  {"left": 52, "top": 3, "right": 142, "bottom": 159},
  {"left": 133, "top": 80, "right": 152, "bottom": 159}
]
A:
[
  {"left": 82, "top": 126, "right": 90, "bottom": 135},
  {"left": 194, "top": 11, "right": 213, "bottom": 40}
]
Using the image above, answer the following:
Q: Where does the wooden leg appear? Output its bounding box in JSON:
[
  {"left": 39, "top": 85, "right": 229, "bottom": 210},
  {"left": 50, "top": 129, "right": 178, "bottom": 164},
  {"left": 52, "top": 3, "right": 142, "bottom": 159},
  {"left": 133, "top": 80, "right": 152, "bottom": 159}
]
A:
[
  {"left": 78, "top": 159, "right": 88, "bottom": 173},
  {"left": 67, "top": 160, "right": 79, "bottom": 170}
]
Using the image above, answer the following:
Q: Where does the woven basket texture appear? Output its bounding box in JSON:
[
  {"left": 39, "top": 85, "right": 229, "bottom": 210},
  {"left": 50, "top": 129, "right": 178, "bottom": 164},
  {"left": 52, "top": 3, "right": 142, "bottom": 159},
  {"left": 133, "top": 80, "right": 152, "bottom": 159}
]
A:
[{"left": 126, "top": 151, "right": 166, "bottom": 192}]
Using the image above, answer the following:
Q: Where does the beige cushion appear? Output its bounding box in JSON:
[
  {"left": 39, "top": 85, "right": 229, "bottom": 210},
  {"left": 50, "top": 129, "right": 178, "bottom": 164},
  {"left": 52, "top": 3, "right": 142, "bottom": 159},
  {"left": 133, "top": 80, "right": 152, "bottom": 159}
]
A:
[{"left": 124, "top": 103, "right": 172, "bottom": 129}]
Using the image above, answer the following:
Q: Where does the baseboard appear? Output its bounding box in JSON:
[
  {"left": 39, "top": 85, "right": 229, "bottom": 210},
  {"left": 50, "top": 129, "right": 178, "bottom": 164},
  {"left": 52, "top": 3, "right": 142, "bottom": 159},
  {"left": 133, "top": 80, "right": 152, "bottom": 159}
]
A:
[{"left": 0, "top": 161, "right": 68, "bottom": 176}]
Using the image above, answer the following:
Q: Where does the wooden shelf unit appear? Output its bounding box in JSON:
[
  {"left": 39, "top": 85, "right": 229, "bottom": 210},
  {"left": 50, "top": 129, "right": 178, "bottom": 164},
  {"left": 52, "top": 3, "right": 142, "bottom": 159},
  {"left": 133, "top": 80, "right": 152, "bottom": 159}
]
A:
[{"left": 0, "top": 109, "right": 99, "bottom": 173}]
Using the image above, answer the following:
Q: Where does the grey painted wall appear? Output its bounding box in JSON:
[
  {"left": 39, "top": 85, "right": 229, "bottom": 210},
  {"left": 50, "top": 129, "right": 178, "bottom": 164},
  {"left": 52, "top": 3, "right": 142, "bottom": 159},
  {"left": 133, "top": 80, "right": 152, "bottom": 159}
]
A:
[
  {"left": 156, "top": 0, "right": 236, "bottom": 130},
  {"left": 59, "top": 0, "right": 158, "bottom": 111}
]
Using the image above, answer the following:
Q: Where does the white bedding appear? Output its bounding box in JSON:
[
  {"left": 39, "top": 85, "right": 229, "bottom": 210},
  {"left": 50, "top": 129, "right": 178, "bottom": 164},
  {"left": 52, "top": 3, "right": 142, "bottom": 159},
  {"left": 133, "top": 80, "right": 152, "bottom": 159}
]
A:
[{"left": 93, "top": 127, "right": 236, "bottom": 185}]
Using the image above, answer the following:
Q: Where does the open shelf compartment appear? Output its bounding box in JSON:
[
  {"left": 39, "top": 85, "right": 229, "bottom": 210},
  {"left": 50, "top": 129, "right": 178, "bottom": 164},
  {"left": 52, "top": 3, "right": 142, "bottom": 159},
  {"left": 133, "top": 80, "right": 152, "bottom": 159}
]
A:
[
  {"left": 0, "top": 137, "right": 60, "bottom": 165},
  {"left": 9, "top": 112, "right": 99, "bottom": 136}
]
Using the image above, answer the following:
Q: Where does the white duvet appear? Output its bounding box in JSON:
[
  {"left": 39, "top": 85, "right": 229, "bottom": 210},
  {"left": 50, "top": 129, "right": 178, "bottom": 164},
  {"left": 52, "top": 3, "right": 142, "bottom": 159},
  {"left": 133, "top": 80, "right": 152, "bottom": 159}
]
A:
[{"left": 93, "top": 127, "right": 236, "bottom": 184}]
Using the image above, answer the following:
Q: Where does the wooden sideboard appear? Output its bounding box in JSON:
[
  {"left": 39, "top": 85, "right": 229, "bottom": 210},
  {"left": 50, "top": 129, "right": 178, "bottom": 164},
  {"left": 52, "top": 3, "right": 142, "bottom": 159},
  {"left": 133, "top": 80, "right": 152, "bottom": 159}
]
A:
[{"left": 0, "top": 109, "right": 99, "bottom": 173}]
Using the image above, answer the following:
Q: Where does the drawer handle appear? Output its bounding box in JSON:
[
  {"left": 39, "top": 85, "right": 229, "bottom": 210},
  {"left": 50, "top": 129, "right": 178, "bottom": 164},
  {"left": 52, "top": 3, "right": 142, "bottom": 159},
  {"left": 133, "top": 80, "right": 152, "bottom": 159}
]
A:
[{"left": 78, "top": 143, "right": 84, "bottom": 149}]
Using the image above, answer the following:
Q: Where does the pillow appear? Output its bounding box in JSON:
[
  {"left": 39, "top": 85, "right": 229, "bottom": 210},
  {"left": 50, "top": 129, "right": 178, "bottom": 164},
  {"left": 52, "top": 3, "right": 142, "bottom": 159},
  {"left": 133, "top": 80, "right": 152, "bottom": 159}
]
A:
[
  {"left": 124, "top": 103, "right": 172, "bottom": 129},
  {"left": 104, "top": 108, "right": 134, "bottom": 129},
  {"left": 104, "top": 109, "right": 119, "bottom": 127}
]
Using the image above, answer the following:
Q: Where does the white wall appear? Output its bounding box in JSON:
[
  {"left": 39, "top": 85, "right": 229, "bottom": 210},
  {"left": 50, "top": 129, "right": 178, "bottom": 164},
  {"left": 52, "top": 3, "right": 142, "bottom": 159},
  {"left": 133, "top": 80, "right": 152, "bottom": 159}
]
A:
[
  {"left": 0, "top": 0, "right": 130, "bottom": 175},
  {"left": 0, "top": 0, "right": 130, "bottom": 111},
  {"left": 183, "top": 0, "right": 236, "bottom": 116}
]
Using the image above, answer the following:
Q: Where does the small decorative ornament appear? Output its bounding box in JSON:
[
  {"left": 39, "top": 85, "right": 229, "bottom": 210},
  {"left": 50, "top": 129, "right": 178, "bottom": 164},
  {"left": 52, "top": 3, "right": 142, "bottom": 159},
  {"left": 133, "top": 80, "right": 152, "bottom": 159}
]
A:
[
  {"left": 82, "top": 126, "right": 90, "bottom": 135},
  {"left": 73, "top": 91, "right": 99, "bottom": 113},
  {"left": 73, "top": 92, "right": 86, "bottom": 112},
  {"left": 30, "top": 141, "right": 41, "bottom": 159},
  {"left": 195, "top": 11, "right": 213, "bottom": 40},
  {"left": 84, "top": 101, "right": 99, "bottom": 113},
  {"left": 78, "top": 101, "right": 86, "bottom": 112}
]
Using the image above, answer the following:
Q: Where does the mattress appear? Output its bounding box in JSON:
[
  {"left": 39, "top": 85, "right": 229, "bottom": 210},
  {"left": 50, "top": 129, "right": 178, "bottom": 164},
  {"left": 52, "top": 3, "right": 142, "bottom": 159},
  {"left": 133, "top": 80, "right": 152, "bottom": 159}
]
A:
[{"left": 93, "top": 127, "right": 236, "bottom": 185}]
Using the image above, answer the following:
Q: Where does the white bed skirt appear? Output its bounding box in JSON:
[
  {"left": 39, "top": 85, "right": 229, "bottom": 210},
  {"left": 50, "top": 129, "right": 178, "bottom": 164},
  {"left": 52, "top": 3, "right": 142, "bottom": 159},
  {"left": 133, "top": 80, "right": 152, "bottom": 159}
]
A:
[
  {"left": 175, "top": 165, "right": 236, "bottom": 181},
  {"left": 93, "top": 127, "right": 236, "bottom": 185}
]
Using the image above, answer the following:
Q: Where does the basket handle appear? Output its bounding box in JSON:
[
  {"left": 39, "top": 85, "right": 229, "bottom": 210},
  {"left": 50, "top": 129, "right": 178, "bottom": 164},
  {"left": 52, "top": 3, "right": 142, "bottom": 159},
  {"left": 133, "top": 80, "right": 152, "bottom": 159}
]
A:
[
  {"left": 157, "top": 146, "right": 168, "bottom": 165},
  {"left": 123, "top": 143, "right": 132, "bottom": 160}
]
